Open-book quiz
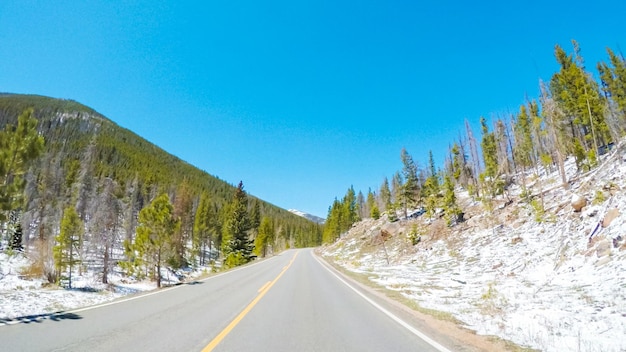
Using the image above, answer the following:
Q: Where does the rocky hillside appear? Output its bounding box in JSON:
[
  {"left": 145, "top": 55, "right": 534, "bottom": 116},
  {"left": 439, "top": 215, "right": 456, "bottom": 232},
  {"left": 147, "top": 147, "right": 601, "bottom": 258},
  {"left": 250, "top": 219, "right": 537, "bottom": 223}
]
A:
[{"left": 322, "top": 143, "right": 626, "bottom": 352}]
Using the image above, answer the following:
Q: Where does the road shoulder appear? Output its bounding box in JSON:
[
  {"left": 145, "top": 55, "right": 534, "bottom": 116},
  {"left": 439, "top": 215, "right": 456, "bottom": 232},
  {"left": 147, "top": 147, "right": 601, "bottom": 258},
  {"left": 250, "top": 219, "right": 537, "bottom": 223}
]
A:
[{"left": 313, "top": 249, "right": 535, "bottom": 352}]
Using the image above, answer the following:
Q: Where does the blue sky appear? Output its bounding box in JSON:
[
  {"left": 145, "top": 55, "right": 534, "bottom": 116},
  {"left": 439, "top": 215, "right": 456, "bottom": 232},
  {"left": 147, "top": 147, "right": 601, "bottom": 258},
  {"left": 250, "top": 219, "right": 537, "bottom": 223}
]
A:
[{"left": 1, "top": 1, "right": 624, "bottom": 217}]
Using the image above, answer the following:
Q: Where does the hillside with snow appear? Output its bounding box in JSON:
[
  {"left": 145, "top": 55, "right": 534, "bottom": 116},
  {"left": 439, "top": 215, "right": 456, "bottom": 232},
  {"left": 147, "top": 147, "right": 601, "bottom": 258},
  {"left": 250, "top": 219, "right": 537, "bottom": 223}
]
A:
[
  {"left": 321, "top": 146, "right": 626, "bottom": 351},
  {"left": 289, "top": 209, "right": 325, "bottom": 224}
]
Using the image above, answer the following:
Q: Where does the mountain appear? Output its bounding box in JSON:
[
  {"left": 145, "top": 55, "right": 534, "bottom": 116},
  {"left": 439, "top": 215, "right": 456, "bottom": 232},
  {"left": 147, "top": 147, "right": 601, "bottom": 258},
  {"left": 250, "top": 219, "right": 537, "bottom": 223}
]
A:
[
  {"left": 289, "top": 209, "right": 325, "bottom": 224},
  {"left": 0, "top": 94, "right": 322, "bottom": 279}
]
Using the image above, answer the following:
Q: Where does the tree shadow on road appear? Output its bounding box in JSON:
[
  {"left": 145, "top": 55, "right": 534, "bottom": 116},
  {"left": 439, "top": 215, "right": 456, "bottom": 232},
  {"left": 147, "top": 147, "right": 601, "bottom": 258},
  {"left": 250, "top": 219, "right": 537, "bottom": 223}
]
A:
[
  {"left": 173, "top": 280, "right": 204, "bottom": 286},
  {"left": 0, "top": 311, "right": 83, "bottom": 325}
]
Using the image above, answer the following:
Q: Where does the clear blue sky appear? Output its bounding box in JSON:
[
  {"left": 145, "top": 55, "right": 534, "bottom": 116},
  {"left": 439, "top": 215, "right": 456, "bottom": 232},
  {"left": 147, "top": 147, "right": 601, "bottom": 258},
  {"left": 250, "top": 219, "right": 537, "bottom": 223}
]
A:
[{"left": 1, "top": 1, "right": 624, "bottom": 217}]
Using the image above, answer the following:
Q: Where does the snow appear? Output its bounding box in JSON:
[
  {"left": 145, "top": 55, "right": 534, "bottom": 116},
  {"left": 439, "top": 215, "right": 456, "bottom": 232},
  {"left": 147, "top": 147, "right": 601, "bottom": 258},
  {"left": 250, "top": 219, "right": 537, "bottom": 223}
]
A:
[
  {"left": 0, "top": 251, "right": 211, "bottom": 323},
  {"left": 1, "top": 150, "right": 626, "bottom": 351},
  {"left": 322, "top": 151, "right": 626, "bottom": 352}
]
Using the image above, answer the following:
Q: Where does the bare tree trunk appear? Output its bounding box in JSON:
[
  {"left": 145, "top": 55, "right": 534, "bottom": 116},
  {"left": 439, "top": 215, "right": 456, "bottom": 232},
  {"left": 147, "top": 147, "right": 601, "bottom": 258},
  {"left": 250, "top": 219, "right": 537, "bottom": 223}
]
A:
[{"left": 102, "top": 242, "right": 109, "bottom": 284}]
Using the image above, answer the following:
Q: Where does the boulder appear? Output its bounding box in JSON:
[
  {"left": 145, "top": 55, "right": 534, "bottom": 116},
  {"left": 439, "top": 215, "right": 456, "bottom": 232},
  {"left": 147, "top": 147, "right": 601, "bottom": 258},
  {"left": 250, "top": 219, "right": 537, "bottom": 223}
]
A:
[
  {"left": 596, "top": 240, "right": 612, "bottom": 258},
  {"left": 571, "top": 194, "right": 587, "bottom": 212},
  {"left": 602, "top": 208, "right": 620, "bottom": 228}
]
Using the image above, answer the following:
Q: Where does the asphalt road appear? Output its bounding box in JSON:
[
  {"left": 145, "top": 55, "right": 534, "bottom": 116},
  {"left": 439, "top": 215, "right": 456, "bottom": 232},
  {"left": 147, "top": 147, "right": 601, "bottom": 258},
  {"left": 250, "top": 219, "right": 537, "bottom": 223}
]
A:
[{"left": 1, "top": 249, "right": 452, "bottom": 352}]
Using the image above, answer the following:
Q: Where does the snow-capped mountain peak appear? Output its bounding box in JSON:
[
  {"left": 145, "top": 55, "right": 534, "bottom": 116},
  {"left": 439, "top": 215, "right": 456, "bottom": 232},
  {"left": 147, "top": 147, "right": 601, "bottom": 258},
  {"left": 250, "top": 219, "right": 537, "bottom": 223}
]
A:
[{"left": 288, "top": 209, "right": 325, "bottom": 224}]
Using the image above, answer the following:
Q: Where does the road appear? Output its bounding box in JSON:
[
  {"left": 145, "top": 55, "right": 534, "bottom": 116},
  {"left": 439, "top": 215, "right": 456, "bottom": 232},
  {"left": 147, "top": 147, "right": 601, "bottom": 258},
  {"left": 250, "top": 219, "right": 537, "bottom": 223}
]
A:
[{"left": 1, "top": 249, "right": 452, "bottom": 352}]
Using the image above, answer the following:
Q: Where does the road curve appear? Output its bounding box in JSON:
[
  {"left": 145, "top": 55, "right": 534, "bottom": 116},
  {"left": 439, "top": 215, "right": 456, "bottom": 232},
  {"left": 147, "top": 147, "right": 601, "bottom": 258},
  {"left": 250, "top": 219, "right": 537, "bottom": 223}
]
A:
[{"left": 2, "top": 249, "right": 452, "bottom": 352}]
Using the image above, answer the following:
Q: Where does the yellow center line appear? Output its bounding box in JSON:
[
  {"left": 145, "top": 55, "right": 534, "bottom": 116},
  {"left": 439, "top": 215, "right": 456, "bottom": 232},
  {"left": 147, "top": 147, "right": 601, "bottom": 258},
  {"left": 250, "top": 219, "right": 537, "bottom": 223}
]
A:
[
  {"left": 202, "top": 251, "right": 299, "bottom": 352},
  {"left": 257, "top": 281, "right": 271, "bottom": 293}
]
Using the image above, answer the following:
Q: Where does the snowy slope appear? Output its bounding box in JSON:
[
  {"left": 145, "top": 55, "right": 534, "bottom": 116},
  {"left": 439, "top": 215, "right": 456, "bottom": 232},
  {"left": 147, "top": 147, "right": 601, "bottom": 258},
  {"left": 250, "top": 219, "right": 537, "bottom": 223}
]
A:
[
  {"left": 289, "top": 209, "right": 325, "bottom": 224},
  {"left": 322, "top": 150, "right": 626, "bottom": 352},
  {"left": 0, "top": 251, "right": 207, "bottom": 322}
]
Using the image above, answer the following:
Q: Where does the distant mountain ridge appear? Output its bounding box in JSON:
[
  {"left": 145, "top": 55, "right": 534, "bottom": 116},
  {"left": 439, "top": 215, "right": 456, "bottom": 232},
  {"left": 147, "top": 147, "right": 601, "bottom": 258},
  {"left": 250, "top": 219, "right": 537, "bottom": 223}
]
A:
[{"left": 289, "top": 209, "right": 325, "bottom": 224}]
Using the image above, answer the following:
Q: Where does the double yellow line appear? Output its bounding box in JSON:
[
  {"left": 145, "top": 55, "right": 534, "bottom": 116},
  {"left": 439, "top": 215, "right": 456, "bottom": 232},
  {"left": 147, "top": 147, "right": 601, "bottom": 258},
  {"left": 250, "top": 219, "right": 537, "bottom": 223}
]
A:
[{"left": 202, "top": 251, "right": 299, "bottom": 352}]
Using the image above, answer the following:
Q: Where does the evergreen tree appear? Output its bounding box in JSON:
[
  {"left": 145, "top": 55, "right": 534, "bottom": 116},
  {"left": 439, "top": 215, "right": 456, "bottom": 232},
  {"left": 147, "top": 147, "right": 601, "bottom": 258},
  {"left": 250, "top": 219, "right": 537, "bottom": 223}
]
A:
[
  {"left": 222, "top": 181, "right": 253, "bottom": 267},
  {"left": 422, "top": 150, "right": 440, "bottom": 218},
  {"left": 514, "top": 105, "right": 534, "bottom": 167},
  {"left": 322, "top": 187, "right": 360, "bottom": 244},
  {"left": 249, "top": 199, "right": 261, "bottom": 235},
  {"left": 379, "top": 177, "right": 392, "bottom": 212},
  {"left": 598, "top": 48, "right": 626, "bottom": 136},
  {"left": 480, "top": 116, "right": 501, "bottom": 197},
  {"left": 322, "top": 199, "right": 342, "bottom": 244},
  {"left": 514, "top": 104, "right": 534, "bottom": 190},
  {"left": 400, "top": 148, "right": 419, "bottom": 218},
  {"left": 390, "top": 172, "right": 403, "bottom": 220},
  {"left": 442, "top": 174, "right": 461, "bottom": 225},
  {"left": 133, "top": 193, "right": 180, "bottom": 288},
  {"left": 9, "top": 223, "right": 23, "bottom": 251},
  {"left": 0, "top": 108, "right": 45, "bottom": 221},
  {"left": 550, "top": 41, "right": 609, "bottom": 155},
  {"left": 356, "top": 191, "right": 367, "bottom": 219},
  {"left": 53, "top": 206, "right": 83, "bottom": 288},
  {"left": 366, "top": 189, "right": 379, "bottom": 219},
  {"left": 450, "top": 143, "right": 462, "bottom": 182},
  {"left": 254, "top": 217, "right": 274, "bottom": 257},
  {"left": 495, "top": 118, "right": 513, "bottom": 176},
  {"left": 341, "top": 186, "right": 358, "bottom": 229},
  {"left": 171, "top": 181, "right": 193, "bottom": 269},
  {"left": 192, "top": 192, "right": 212, "bottom": 266}
]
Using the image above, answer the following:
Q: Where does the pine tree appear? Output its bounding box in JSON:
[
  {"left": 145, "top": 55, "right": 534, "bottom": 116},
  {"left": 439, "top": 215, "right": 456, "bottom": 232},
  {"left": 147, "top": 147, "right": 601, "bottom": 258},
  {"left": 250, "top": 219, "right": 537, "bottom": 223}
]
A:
[
  {"left": 9, "top": 223, "right": 23, "bottom": 251},
  {"left": 341, "top": 186, "right": 358, "bottom": 229},
  {"left": 442, "top": 174, "right": 461, "bottom": 225},
  {"left": 192, "top": 192, "right": 212, "bottom": 266},
  {"left": 514, "top": 104, "right": 534, "bottom": 191},
  {"left": 222, "top": 181, "right": 253, "bottom": 267},
  {"left": 422, "top": 150, "right": 440, "bottom": 218},
  {"left": 171, "top": 181, "right": 193, "bottom": 269},
  {"left": 0, "top": 108, "right": 45, "bottom": 221},
  {"left": 400, "top": 148, "right": 419, "bottom": 218},
  {"left": 390, "top": 172, "right": 403, "bottom": 220},
  {"left": 249, "top": 199, "right": 261, "bottom": 235},
  {"left": 379, "top": 177, "right": 392, "bottom": 212},
  {"left": 598, "top": 48, "right": 626, "bottom": 136},
  {"left": 480, "top": 116, "right": 501, "bottom": 197},
  {"left": 495, "top": 118, "right": 513, "bottom": 177},
  {"left": 366, "top": 189, "right": 379, "bottom": 220},
  {"left": 254, "top": 217, "right": 274, "bottom": 257},
  {"left": 356, "top": 191, "right": 367, "bottom": 219},
  {"left": 53, "top": 206, "right": 84, "bottom": 288},
  {"left": 550, "top": 41, "right": 609, "bottom": 155},
  {"left": 322, "top": 199, "right": 342, "bottom": 243},
  {"left": 450, "top": 143, "right": 462, "bottom": 182},
  {"left": 133, "top": 193, "right": 180, "bottom": 288}
]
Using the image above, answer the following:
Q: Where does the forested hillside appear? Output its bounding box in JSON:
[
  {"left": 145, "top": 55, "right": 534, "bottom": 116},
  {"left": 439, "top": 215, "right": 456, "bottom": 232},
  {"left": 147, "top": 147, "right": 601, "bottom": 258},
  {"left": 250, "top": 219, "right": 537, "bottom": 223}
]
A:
[
  {"left": 323, "top": 41, "right": 626, "bottom": 236},
  {"left": 0, "top": 94, "right": 322, "bottom": 286}
]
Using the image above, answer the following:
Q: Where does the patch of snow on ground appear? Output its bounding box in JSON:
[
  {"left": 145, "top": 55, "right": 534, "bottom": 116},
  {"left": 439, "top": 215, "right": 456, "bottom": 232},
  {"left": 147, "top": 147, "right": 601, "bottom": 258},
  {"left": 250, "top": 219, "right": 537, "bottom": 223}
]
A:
[
  {"left": 0, "top": 251, "right": 213, "bottom": 322},
  {"left": 323, "top": 152, "right": 626, "bottom": 352}
]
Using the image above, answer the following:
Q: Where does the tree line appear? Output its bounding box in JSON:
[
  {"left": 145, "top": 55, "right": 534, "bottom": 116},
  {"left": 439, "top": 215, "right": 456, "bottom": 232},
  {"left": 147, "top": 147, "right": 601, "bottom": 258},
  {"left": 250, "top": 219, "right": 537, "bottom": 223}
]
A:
[{"left": 323, "top": 41, "right": 626, "bottom": 243}]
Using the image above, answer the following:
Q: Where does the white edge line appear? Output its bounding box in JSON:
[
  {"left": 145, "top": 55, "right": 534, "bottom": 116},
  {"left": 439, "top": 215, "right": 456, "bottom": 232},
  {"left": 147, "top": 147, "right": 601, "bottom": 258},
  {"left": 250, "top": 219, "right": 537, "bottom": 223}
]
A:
[
  {"left": 0, "top": 255, "right": 279, "bottom": 327},
  {"left": 312, "top": 252, "right": 453, "bottom": 352}
]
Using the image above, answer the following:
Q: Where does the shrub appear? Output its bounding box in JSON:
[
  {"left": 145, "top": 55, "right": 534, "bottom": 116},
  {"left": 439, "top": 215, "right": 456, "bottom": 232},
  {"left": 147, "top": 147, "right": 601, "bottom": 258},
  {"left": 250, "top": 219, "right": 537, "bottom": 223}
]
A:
[
  {"left": 223, "top": 252, "right": 248, "bottom": 269},
  {"left": 593, "top": 189, "right": 606, "bottom": 205},
  {"left": 407, "top": 224, "right": 422, "bottom": 246}
]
